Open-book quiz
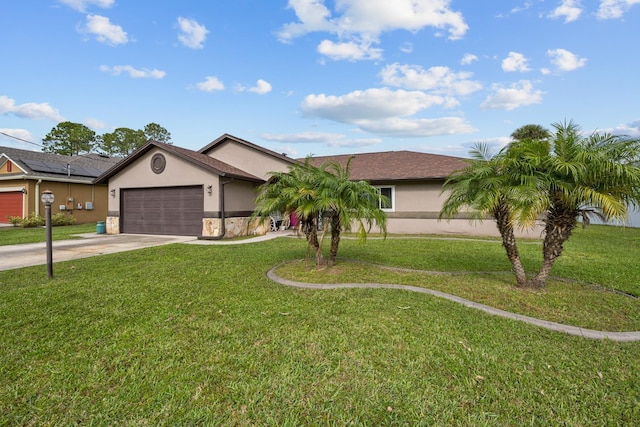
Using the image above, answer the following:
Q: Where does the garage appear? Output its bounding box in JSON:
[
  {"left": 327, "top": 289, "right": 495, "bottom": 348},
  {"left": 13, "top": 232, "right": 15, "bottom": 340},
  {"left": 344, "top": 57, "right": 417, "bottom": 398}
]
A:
[
  {"left": 0, "top": 191, "right": 23, "bottom": 223},
  {"left": 120, "top": 186, "right": 204, "bottom": 236}
]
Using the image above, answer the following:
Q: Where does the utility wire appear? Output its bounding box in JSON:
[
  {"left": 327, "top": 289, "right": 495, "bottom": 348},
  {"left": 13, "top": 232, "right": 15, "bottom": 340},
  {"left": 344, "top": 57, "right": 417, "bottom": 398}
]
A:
[{"left": 0, "top": 131, "right": 43, "bottom": 148}]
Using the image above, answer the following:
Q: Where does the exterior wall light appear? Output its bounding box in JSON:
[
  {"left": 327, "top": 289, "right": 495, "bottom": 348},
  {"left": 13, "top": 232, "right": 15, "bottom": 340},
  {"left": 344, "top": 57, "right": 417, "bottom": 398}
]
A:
[
  {"left": 206, "top": 185, "right": 213, "bottom": 195},
  {"left": 110, "top": 188, "right": 116, "bottom": 197}
]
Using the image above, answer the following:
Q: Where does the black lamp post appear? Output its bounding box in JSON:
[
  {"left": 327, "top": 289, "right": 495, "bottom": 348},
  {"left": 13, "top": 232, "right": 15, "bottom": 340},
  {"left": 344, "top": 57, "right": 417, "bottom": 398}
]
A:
[{"left": 41, "top": 190, "right": 54, "bottom": 278}]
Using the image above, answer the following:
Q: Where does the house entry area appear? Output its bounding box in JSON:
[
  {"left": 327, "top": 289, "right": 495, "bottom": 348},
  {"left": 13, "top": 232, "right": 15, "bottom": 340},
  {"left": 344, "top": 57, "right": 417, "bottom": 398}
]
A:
[{"left": 120, "top": 186, "right": 203, "bottom": 236}]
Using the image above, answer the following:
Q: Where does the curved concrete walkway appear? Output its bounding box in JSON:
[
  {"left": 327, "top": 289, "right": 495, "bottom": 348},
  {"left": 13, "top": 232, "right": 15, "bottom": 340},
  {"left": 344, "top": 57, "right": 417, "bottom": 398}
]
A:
[{"left": 266, "top": 263, "right": 640, "bottom": 342}]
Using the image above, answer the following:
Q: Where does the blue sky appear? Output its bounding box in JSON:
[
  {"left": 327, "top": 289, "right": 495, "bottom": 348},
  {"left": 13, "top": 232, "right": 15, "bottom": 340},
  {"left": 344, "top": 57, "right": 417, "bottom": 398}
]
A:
[{"left": 1, "top": 0, "right": 639, "bottom": 158}]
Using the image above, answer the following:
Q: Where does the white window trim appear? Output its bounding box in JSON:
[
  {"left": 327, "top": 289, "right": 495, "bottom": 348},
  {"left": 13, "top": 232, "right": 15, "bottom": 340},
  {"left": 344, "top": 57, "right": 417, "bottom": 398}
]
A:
[{"left": 376, "top": 185, "right": 395, "bottom": 212}]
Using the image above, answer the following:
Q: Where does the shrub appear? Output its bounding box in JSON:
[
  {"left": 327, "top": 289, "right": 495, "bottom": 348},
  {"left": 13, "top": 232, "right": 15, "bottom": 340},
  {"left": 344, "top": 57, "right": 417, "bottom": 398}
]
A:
[
  {"left": 20, "top": 213, "right": 45, "bottom": 228},
  {"left": 52, "top": 213, "right": 76, "bottom": 226},
  {"left": 7, "top": 216, "right": 23, "bottom": 227}
]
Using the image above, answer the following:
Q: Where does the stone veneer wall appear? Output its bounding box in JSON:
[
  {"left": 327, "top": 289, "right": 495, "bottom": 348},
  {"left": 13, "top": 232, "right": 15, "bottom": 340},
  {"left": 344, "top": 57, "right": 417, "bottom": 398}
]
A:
[
  {"left": 106, "top": 216, "right": 120, "bottom": 234},
  {"left": 202, "top": 217, "right": 268, "bottom": 238},
  {"left": 105, "top": 215, "right": 268, "bottom": 238}
]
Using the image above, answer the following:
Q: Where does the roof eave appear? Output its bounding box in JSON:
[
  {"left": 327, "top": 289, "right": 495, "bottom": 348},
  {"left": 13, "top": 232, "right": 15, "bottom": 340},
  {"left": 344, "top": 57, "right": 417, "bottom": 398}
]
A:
[{"left": 93, "top": 140, "right": 264, "bottom": 185}]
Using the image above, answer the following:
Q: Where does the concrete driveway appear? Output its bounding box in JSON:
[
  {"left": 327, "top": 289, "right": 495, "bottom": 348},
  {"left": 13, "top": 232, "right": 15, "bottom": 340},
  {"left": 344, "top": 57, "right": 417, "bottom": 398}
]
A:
[{"left": 0, "top": 233, "right": 196, "bottom": 271}]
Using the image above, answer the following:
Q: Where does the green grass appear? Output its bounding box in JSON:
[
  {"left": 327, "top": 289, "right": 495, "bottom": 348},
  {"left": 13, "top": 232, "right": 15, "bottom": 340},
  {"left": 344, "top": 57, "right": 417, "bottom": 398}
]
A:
[
  {"left": 1, "top": 225, "right": 639, "bottom": 425},
  {"left": 0, "top": 223, "right": 96, "bottom": 245}
]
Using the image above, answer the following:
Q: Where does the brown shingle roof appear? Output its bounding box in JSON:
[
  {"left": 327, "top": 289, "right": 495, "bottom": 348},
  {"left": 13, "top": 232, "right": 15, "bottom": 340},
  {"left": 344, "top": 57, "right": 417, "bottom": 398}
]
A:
[
  {"left": 94, "top": 140, "right": 263, "bottom": 184},
  {"left": 304, "top": 150, "right": 469, "bottom": 182},
  {"left": 162, "top": 142, "right": 262, "bottom": 181}
]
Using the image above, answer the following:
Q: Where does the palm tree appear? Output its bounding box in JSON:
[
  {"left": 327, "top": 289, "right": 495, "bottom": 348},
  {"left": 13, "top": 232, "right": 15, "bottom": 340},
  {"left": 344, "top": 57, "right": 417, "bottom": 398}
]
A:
[
  {"left": 510, "top": 124, "right": 551, "bottom": 142},
  {"left": 253, "top": 158, "right": 324, "bottom": 265},
  {"left": 316, "top": 158, "right": 388, "bottom": 266},
  {"left": 253, "top": 157, "right": 388, "bottom": 267},
  {"left": 441, "top": 121, "right": 640, "bottom": 289},
  {"left": 526, "top": 121, "right": 640, "bottom": 288},
  {"left": 439, "top": 144, "right": 534, "bottom": 287}
]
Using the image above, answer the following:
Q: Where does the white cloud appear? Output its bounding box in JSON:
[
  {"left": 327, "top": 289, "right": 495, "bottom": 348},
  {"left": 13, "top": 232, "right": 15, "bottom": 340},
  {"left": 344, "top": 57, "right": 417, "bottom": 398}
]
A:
[
  {"left": 237, "top": 79, "right": 273, "bottom": 95},
  {"left": 0, "top": 128, "right": 35, "bottom": 144},
  {"left": 607, "top": 120, "right": 640, "bottom": 137},
  {"left": 301, "top": 88, "right": 446, "bottom": 122},
  {"left": 177, "top": 17, "right": 208, "bottom": 49},
  {"left": 278, "top": 0, "right": 468, "bottom": 61},
  {"left": 548, "top": 0, "right": 583, "bottom": 22},
  {"left": 481, "top": 80, "right": 544, "bottom": 110},
  {"left": 400, "top": 42, "right": 414, "bottom": 54},
  {"left": 502, "top": 52, "right": 531, "bottom": 72},
  {"left": 261, "top": 132, "right": 382, "bottom": 148},
  {"left": 380, "top": 63, "right": 482, "bottom": 96},
  {"left": 497, "top": 1, "right": 534, "bottom": 18},
  {"left": 81, "top": 14, "right": 128, "bottom": 45},
  {"left": 461, "top": 53, "right": 478, "bottom": 65},
  {"left": 300, "top": 87, "right": 475, "bottom": 137},
  {"left": 0, "top": 96, "right": 65, "bottom": 122},
  {"left": 597, "top": 0, "right": 640, "bottom": 19},
  {"left": 59, "top": 0, "right": 114, "bottom": 12},
  {"left": 100, "top": 65, "right": 166, "bottom": 79},
  {"left": 317, "top": 39, "right": 383, "bottom": 61},
  {"left": 195, "top": 76, "right": 225, "bottom": 92},
  {"left": 83, "top": 118, "right": 107, "bottom": 130},
  {"left": 356, "top": 116, "right": 476, "bottom": 138},
  {"left": 547, "top": 48, "right": 587, "bottom": 71},
  {"left": 278, "top": 0, "right": 335, "bottom": 41}
]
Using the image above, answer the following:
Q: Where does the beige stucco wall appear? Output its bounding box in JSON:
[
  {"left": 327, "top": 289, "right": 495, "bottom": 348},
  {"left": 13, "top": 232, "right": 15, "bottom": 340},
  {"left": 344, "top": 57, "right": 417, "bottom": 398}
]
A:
[
  {"left": 374, "top": 217, "right": 542, "bottom": 238},
  {"left": 393, "top": 181, "right": 445, "bottom": 212},
  {"left": 107, "top": 148, "right": 220, "bottom": 213},
  {"left": 204, "top": 141, "right": 293, "bottom": 180},
  {"left": 223, "top": 179, "right": 259, "bottom": 212},
  {"left": 372, "top": 180, "right": 543, "bottom": 237}
]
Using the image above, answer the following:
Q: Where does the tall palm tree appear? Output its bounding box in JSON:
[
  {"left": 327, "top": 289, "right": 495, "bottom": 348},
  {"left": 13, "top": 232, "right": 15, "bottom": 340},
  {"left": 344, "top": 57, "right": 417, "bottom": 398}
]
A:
[
  {"left": 439, "top": 144, "right": 535, "bottom": 287},
  {"left": 526, "top": 121, "right": 640, "bottom": 288},
  {"left": 442, "top": 121, "right": 640, "bottom": 289}
]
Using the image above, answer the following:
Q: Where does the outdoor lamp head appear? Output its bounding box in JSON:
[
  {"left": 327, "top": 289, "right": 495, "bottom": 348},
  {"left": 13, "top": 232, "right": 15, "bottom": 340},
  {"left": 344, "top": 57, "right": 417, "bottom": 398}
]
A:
[{"left": 41, "top": 190, "right": 55, "bottom": 206}]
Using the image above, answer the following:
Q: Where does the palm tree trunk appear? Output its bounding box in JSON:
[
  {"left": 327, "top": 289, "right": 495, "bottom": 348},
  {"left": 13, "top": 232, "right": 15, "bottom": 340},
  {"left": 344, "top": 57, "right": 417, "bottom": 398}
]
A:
[
  {"left": 328, "top": 214, "right": 341, "bottom": 266},
  {"left": 302, "top": 217, "right": 322, "bottom": 265},
  {"left": 529, "top": 207, "right": 577, "bottom": 289},
  {"left": 494, "top": 204, "right": 528, "bottom": 287},
  {"left": 304, "top": 217, "right": 324, "bottom": 266}
]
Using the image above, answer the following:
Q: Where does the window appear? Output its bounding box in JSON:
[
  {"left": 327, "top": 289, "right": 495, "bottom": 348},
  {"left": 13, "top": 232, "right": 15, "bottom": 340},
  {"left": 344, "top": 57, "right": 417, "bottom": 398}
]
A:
[{"left": 377, "top": 186, "right": 394, "bottom": 212}]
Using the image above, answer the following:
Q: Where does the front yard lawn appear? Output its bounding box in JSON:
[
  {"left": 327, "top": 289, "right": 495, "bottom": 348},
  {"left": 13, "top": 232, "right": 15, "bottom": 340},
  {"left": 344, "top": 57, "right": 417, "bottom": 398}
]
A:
[
  {"left": 0, "top": 223, "right": 96, "bottom": 245},
  {"left": 0, "top": 225, "right": 638, "bottom": 425}
]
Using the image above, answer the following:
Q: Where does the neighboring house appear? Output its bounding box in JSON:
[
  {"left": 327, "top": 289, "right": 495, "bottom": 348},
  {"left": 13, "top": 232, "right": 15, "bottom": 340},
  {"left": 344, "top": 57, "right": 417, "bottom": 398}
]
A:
[
  {"left": 95, "top": 133, "right": 522, "bottom": 238},
  {"left": 0, "top": 145, "right": 120, "bottom": 224},
  {"left": 94, "top": 135, "right": 296, "bottom": 237}
]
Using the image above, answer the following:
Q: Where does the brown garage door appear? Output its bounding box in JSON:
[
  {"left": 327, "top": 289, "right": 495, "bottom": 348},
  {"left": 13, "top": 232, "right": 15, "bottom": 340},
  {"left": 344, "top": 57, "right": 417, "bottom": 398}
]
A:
[
  {"left": 121, "top": 186, "right": 203, "bottom": 236},
  {"left": 0, "top": 192, "right": 23, "bottom": 223}
]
